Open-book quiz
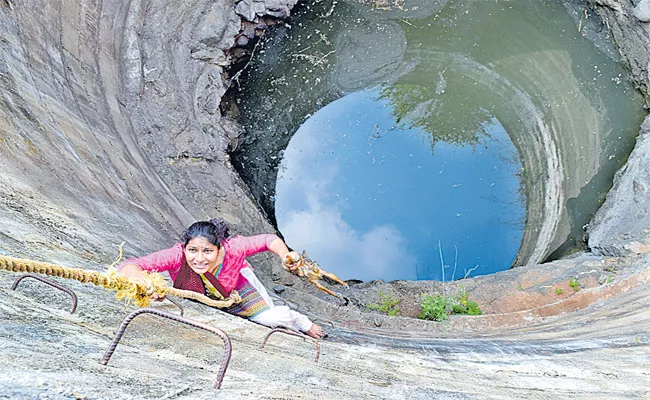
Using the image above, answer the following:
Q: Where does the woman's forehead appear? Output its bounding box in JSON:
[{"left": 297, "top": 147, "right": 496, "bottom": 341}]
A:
[{"left": 186, "top": 237, "right": 218, "bottom": 248}]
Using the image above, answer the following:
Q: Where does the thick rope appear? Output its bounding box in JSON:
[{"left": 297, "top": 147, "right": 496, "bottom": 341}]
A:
[{"left": 0, "top": 255, "right": 241, "bottom": 308}]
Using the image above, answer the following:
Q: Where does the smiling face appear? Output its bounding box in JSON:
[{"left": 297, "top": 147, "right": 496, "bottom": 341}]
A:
[{"left": 184, "top": 236, "right": 221, "bottom": 275}]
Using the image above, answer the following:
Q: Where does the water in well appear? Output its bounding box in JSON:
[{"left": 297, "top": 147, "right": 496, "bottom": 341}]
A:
[{"left": 232, "top": 0, "right": 646, "bottom": 282}]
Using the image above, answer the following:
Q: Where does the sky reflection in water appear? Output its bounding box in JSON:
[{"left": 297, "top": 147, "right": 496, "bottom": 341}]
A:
[{"left": 276, "top": 88, "right": 525, "bottom": 282}]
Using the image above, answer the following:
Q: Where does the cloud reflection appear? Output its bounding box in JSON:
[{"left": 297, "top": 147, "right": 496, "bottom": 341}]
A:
[
  {"left": 280, "top": 208, "right": 414, "bottom": 282},
  {"left": 276, "top": 126, "right": 416, "bottom": 282}
]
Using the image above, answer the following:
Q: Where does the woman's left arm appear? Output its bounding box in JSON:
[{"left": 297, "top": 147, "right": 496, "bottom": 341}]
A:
[
  {"left": 268, "top": 237, "right": 292, "bottom": 260},
  {"left": 236, "top": 234, "right": 299, "bottom": 264}
]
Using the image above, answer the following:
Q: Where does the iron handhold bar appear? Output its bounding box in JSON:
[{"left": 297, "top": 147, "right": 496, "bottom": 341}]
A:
[
  {"left": 100, "top": 308, "right": 232, "bottom": 389},
  {"left": 11, "top": 273, "right": 78, "bottom": 313},
  {"left": 260, "top": 327, "right": 321, "bottom": 362}
]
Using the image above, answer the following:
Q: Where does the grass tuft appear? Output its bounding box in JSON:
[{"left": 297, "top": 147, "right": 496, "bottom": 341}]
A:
[{"left": 418, "top": 286, "right": 481, "bottom": 321}]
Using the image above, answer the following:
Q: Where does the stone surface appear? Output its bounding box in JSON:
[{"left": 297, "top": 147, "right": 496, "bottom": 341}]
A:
[
  {"left": 2, "top": 263, "right": 650, "bottom": 399},
  {"left": 634, "top": 0, "right": 650, "bottom": 22},
  {"left": 195, "top": 0, "right": 241, "bottom": 50},
  {"left": 0, "top": 0, "right": 650, "bottom": 398},
  {"left": 235, "top": 0, "right": 299, "bottom": 21},
  {"left": 592, "top": 0, "right": 650, "bottom": 106},
  {"left": 588, "top": 115, "right": 650, "bottom": 256}
]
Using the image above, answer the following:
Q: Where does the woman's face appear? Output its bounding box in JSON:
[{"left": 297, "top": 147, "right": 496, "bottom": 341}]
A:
[{"left": 184, "top": 236, "right": 221, "bottom": 275}]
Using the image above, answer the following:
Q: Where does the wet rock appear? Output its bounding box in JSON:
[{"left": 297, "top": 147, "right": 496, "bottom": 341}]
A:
[
  {"left": 242, "top": 20, "right": 267, "bottom": 39},
  {"left": 596, "top": 0, "right": 623, "bottom": 14},
  {"left": 194, "top": 65, "right": 227, "bottom": 126},
  {"left": 236, "top": 35, "right": 250, "bottom": 46},
  {"left": 235, "top": 0, "right": 299, "bottom": 21},
  {"left": 588, "top": 115, "right": 650, "bottom": 256},
  {"left": 195, "top": 0, "right": 241, "bottom": 50},
  {"left": 222, "top": 117, "right": 245, "bottom": 152},
  {"left": 634, "top": 0, "right": 650, "bottom": 22},
  {"left": 190, "top": 46, "right": 229, "bottom": 66}
]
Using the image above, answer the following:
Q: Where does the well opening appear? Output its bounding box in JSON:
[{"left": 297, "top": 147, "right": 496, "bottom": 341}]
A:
[{"left": 227, "top": 0, "right": 646, "bottom": 289}]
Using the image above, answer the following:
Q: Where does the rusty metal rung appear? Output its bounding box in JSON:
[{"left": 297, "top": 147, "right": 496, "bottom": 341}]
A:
[
  {"left": 11, "top": 273, "right": 78, "bottom": 313},
  {"left": 312, "top": 318, "right": 335, "bottom": 329},
  {"left": 100, "top": 308, "right": 231, "bottom": 389},
  {"left": 260, "top": 328, "right": 320, "bottom": 362},
  {"left": 165, "top": 296, "right": 184, "bottom": 316}
]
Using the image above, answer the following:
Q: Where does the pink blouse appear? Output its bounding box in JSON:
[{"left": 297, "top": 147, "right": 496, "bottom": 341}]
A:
[{"left": 120, "top": 234, "right": 279, "bottom": 294}]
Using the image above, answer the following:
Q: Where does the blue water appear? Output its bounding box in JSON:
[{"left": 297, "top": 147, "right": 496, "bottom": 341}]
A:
[{"left": 275, "top": 88, "right": 524, "bottom": 282}]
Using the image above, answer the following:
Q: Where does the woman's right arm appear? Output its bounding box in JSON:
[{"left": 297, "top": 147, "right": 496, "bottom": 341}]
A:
[
  {"left": 115, "top": 243, "right": 184, "bottom": 301},
  {"left": 116, "top": 263, "right": 148, "bottom": 281},
  {"left": 115, "top": 243, "right": 185, "bottom": 285}
]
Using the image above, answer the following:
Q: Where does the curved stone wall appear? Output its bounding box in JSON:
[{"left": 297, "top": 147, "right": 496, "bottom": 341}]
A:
[
  {"left": 0, "top": 0, "right": 289, "bottom": 266},
  {"left": 0, "top": 0, "right": 648, "bottom": 317},
  {"left": 586, "top": 0, "right": 650, "bottom": 255},
  {"left": 0, "top": 0, "right": 650, "bottom": 397},
  {"left": 229, "top": 0, "right": 645, "bottom": 270}
]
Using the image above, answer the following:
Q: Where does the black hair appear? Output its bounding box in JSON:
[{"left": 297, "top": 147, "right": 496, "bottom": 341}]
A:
[{"left": 180, "top": 219, "right": 230, "bottom": 247}]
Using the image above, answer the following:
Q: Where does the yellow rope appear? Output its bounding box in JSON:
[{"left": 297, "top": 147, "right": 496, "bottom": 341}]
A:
[
  {"left": 0, "top": 255, "right": 241, "bottom": 308},
  {"left": 108, "top": 241, "right": 126, "bottom": 269}
]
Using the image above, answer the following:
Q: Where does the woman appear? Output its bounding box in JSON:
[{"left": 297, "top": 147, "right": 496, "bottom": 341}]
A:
[{"left": 117, "top": 219, "right": 324, "bottom": 338}]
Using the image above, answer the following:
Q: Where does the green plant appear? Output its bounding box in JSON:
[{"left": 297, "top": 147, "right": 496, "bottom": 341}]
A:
[
  {"left": 569, "top": 277, "right": 580, "bottom": 292},
  {"left": 555, "top": 287, "right": 563, "bottom": 295},
  {"left": 366, "top": 291, "right": 401, "bottom": 316},
  {"left": 418, "top": 287, "right": 482, "bottom": 321},
  {"left": 418, "top": 294, "right": 452, "bottom": 321},
  {"left": 517, "top": 283, "right": 523, "bottom": 291},
  {"left": 456, "top": 286, "right": 482, "bottom": 315}
]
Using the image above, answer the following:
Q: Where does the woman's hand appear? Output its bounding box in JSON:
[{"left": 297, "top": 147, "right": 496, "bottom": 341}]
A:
[
  {"left": 228, "top": 291, "right": 242, "bottom": 304},
  {"left": 268, "top": 237, "right": 302, "bottom": 272},
  {"left": 150, "top": 292, "right": 166, "bottom": 302},
  {"left": 117, "top": 263, "right": 166, "bottom": 302},
  {"left": 283, "top": 251, "right": 302, "bottom": 272}
]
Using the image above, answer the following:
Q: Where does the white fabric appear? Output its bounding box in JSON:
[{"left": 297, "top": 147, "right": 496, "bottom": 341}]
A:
[{"left": 241, "top": 267, "right": 313, "bottom": 333}]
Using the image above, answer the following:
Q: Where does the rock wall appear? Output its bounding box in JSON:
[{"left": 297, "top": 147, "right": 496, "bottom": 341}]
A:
[
  {"left": 0, "top": 0, "right": 647, "bottom": 320},
  {"left": 1, "top": 0, "right": 650, "bottom": 398},
  {"left": 0, "top": 0, "right": 299, "bottom": 270},
  {"left": 0, "top": 0, "right": 648, "bottom": 320},
  {"left": 587, "top": 114, "right": 650, "bottom": 255},
  {"left": 592, "top": 0, "right": 650, "bottom": 101},
  {"left": 587, "top": 0, "right": 650, "bottom": 255}
]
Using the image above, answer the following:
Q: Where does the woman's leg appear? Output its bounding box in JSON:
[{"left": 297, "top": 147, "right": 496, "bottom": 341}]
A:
[
  {"left": 241, "top": 267, "right": 323, "bottom": 337},
  {"left": 250, "top": 305, "right": 313, "bottom": 332}
]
